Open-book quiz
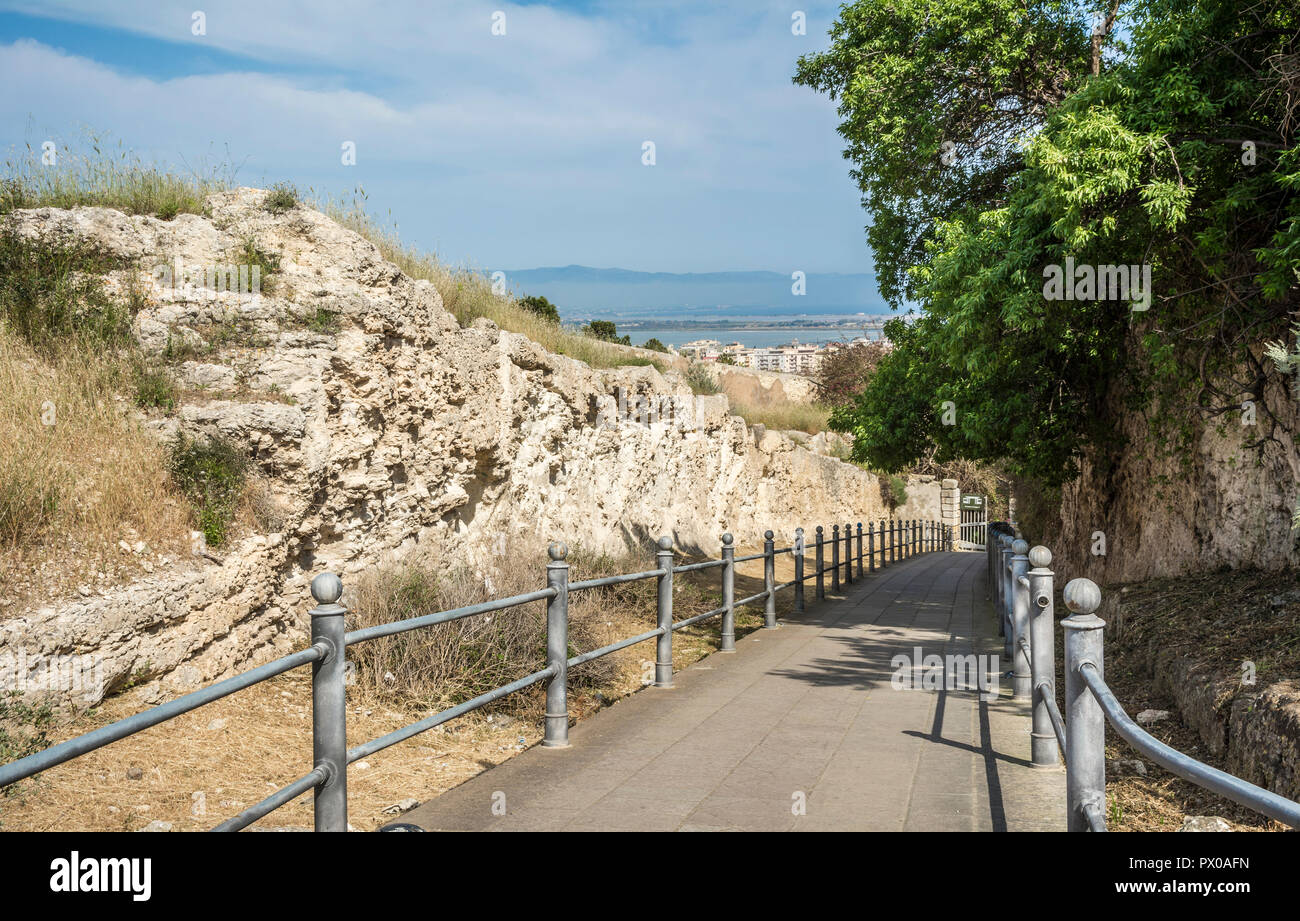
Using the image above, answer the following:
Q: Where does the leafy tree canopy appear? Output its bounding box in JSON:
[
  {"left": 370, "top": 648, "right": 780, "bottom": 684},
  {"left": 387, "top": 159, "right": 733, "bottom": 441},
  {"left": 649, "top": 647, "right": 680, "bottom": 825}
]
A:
[
  {"left": 582, "top": 319, "right": 631, "bottom": 345},
  {"left": 797, "top": 0, "right": 1300, "bottom": 487},
  {"left": 518, "top": 294, "right": 560, "bottom": 323}
]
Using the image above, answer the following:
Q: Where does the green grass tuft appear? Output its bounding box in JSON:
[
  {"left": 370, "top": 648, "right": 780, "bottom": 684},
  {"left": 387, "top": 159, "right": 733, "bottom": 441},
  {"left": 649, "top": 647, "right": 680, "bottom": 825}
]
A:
[
  {"left": 263, "top": 182, "right": 299, "bottom": 215},
  {"left": 167, "top": 434, "right": 249, "bottom": 549},
  {"left": 0, "top": 228, "right": 131, "bottom": 352}
]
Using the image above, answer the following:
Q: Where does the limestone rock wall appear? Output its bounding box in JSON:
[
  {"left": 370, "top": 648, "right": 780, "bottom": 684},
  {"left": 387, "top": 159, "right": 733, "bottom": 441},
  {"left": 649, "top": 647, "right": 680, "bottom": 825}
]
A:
[
  {"left": 1, "top": 191, "right": 932, "bottom": 705},
  {"left": 1044, "top": 371, "right": 1300, "bottom": 584}
]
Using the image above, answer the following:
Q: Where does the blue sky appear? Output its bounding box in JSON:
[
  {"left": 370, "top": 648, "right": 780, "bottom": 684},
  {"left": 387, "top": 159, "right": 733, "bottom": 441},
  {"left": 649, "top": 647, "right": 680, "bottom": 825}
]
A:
[{"left": 0, "top": 1, "right": 875, "bottom": 276}]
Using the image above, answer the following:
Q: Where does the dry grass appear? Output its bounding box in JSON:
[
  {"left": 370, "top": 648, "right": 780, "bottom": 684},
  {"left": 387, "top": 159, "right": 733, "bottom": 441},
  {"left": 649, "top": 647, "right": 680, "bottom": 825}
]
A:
[
  {"left": 1, "top": 134, "right": 229, "bottom": 220},
  {"left": 729, "top": 396, "right": 830, "bottom": 434},
  {"left": 0, "top": 536, "right": 787, "bottom": 831},
  {"left": 0, "top": 326, "right": 193, "bottom": 614},
  {"left": 1061, "top": 567, "right": 1300, "bottom": 831}
]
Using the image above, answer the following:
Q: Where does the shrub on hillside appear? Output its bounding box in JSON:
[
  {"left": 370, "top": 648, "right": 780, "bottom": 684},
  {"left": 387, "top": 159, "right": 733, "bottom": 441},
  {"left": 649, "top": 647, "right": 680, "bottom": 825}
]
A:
[
  {"left": 517, "top": 294, "right": 560, "bottom": 324},
  {"left": 263, "top": 182, "right": 299, "bottom": 215},
  {"left": 582, "top": 320, "right": 631, "bottom": 345},
  {"left": 814, "top": 340, "right": 888, "bottom": 408}
]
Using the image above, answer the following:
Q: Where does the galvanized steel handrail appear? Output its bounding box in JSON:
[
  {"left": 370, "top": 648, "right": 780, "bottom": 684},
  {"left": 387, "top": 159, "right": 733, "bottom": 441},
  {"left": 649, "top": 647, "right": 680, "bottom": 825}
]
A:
[
  {"left": 1, "top": 513, "right": 951, "bottom": 832},
  {"left": 568, "top": 627, "right": 665, "bottom": 667},
  {"left": 211, "top": 767, "right": 328, "bottom": 833},
  {"left": 0, "top": 644, "right": 326, "bottom": 790},
  {"left": 672, "top": 559, "right": 726, "bottom": 574},
  {"left": 1078, "top": 661, "right": 1300, "bottom": 828},
  {"left": 1037, "top": 681, "right": 1067, "bottom": 757},
  {"left": 568, "top": 569, "right": 666, "bottom": 591},
  {"left": 344, "top": 588, "right": 558, "bottom": 645},
  {"left": 988, "top": 527, "right": 1300, "bottom": 831}
]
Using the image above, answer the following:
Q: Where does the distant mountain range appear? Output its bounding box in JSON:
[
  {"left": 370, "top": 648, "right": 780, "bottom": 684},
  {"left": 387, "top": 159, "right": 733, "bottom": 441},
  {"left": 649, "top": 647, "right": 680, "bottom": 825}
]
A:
[{"left": 500, "top": 265, "right": 886, "bottom": 320}]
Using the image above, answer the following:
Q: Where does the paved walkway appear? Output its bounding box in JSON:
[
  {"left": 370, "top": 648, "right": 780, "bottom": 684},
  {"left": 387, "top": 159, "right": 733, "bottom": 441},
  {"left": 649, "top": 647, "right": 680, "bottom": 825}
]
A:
[{"left": 399, "top": 550, "right": 1064, "bottom": 831}]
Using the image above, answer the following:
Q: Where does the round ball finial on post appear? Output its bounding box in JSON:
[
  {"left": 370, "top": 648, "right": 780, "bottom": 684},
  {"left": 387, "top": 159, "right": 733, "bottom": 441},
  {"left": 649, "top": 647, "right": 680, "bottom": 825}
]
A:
[
  {"left": 1063, "top": 578, "right": 1102, "bottom": 616},
  {"left": 310, "top": 572, "right": 344, "bottom": 607},
  {"left": 764, "top": 530, "right": 774, "bottom": 541},
  {"left": 1028, "top": 545, "right": 1052, "bottom": 569},
  {"left": 548, "top": 541, "right": 569, "bottom": 562},
  {"left": 657, "top": 535, "right": 673, "bottom": 551},
  {"left": 721, "top": 532, "right": 734, "bottom": 546},
  {"left": 1012, "top": 538, "right": 1029, "bottom": 556}
]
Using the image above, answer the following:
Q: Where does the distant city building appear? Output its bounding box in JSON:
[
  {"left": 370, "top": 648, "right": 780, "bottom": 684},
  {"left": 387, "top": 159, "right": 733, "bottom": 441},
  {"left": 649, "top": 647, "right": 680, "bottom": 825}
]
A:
[{"left": 678, "top": 333, "right": 889, "bottom": 377}]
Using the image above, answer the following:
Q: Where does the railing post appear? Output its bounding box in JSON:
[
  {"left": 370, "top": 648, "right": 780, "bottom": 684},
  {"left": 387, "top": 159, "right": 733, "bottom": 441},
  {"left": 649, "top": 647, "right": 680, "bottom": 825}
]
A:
[
  {"left": 1027, "top": 546, "right": 1058, "bottom": 767},
  {"left": 1000, "top": 534, "right": 1012, "bottom": 652},
  {"left": 763, "top": 529, "right": 777, "bottom": 628},
  {"left": 720, "top": 533, "right": 736, "bottom": 652},
  {"left": 793, "top": 528, "right": 805, "bottom": 615},
  {"left": 309, "top": 573, "right": 348, "bottom": 832},
  {"left": 868, "top": 521, "right": 875, "bottom": 573},
  {"left": 843, "top": 521, "right": 852, "bottom": 585},
  {"left": 986, "top": 529, "right": 994, "bottom": 601},
  {"left": 655, "top": 536, "right": 674, "bottom": 687},
  {"left": 544, "top": 542, "right": 570, "bottom": 747},
  {"left": 815, "top": 526, "right": 825, "bottom": 601},
  {"left": 831, "top": 524, "right": 841, "bottom": 593},
  {"left": 1063, "top": 578, "right": 1106, "bottom": 832},
  {"left": 856, "top": 522, "right": 864, "bottom": 579},
  {"left": 1011, "top": 539, "right": 1031, "bottom": 700},
  {"left": 888, "top": 519, "right": 896, "bottom": 564}
]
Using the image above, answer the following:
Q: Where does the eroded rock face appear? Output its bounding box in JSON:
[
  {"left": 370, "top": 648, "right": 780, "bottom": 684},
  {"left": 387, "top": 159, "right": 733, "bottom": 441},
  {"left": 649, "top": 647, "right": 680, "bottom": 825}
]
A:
[
  {"left": 1051, "top": 370, "right": 1300, "bottom": 584},
  {"left": 2, "top": 190, "right": 935, "bottom": 705}
]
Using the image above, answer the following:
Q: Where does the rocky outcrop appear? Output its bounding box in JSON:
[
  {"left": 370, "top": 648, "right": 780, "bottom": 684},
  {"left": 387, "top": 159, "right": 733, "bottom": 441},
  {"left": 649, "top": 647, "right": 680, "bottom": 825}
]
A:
[
  {"left": 1132, "top": 635, "right": 1300, "bottom": 802},
  {"left": 1, "top": 190, "right": 935, "bottom": 706}
]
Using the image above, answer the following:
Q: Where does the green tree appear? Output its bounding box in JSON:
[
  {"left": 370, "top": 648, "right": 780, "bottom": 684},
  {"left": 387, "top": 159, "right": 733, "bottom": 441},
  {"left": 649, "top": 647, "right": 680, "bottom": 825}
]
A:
[
  {"left": 641, "top": 337, "right": 669, "bottom": 353},
  {"left": 582, "top": 320, "right": 630, "bottom": 345},
  {"left": 517, "top": 294, "right": 560, "bottom": 323},
  {"left": 801, "top": 0, "right": 1300, "bottom": 488}
]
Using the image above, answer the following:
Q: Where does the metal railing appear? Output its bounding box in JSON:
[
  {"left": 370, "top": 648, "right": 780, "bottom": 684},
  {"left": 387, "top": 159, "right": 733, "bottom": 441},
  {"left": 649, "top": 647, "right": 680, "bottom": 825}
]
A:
[
  {"left": 985, "top": 523, "right": 1300, "bottom": 831},
  {"left": 0, "top": 515, "right": 954, "bottom": 831}
]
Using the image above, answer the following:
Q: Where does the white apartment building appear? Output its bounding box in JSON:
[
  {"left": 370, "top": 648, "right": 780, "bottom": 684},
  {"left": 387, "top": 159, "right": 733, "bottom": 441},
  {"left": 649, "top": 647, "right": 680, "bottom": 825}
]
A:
[{"left": 681, "top": 334, "right": 884, "bottom": 376}]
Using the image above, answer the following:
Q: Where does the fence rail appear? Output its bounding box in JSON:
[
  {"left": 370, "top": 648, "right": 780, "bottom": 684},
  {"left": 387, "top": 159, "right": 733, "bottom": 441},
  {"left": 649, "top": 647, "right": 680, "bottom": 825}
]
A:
[
  {"left": 0, "top": 514, "right": 954, "bottom": 832},
  {"left": 986, "top": 522, "right": 1300, "bottom": 831}
]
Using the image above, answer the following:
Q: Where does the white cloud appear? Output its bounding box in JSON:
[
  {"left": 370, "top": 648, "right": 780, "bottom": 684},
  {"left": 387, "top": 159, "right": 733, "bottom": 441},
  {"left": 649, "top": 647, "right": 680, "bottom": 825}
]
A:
[{"left": 0, "top": 1, "right": 872, "bottom": 274}]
